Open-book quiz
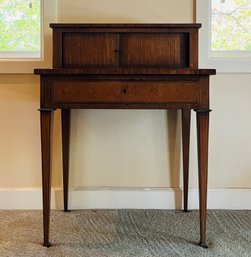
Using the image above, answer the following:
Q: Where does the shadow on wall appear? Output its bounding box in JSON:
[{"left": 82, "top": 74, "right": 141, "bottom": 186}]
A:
[{"left": 167, "top": 110, "right": 182, "bottom": 209}]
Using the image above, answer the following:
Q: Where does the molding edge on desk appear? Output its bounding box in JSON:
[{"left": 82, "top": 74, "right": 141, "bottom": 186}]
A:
[{"left": 0, "top": 187, "right": 251, "bottom": 210}]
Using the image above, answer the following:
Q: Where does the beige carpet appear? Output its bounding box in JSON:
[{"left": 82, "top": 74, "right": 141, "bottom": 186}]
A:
[{"left": 0, "top": 210, "right": 251, "bottom": 257}]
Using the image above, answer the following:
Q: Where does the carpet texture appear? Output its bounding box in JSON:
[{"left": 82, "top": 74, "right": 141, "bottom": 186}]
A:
[{"left": 0, "top": 210, "right": 251, "bottom": 257}]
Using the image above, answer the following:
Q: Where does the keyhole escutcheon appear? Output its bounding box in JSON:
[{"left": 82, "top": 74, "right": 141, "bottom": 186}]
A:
[{"left": 121, "top": 86, "right": 129, "bottom": 95}]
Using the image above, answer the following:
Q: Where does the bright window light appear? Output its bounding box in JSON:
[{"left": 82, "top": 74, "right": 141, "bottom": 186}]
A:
[
  {"left": 0, "top": 0, "right": 41, "bottom": 59},
  {"left": 211, "top": 0, "right": 251, "bottom": 54},
  {"left": 197, "top": 0, "right": 251, "bottom": 72}
]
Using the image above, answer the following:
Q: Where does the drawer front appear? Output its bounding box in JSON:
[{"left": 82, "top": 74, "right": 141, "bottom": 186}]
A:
[{"left": 52, "top": 80, "right": 200, "bottom": 104}]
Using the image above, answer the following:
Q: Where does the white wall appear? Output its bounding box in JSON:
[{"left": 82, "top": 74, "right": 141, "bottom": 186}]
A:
[
  {"left": 0, "top": 0, "right": 250, "bottom": 209},
  {"left": 209, "top": 74, "right": 251, "bottom": 188},
  {"left": 57, "top": 0, "right": 194, "bottom": 23}
]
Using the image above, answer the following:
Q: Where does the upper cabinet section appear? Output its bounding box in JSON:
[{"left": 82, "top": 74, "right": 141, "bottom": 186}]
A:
[{"left": 50, "top": 24, "right": 201, "bottom": 69}]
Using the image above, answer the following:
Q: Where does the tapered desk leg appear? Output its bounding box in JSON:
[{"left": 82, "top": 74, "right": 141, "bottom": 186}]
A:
[
  {"left": 61, "top": 109, "right": 71, "bottom": 212},
  {"left": 196, "top": 109, "right": 211, "bottom": 248},
  {"left": 182, "top": 109, "right": 191, "bottom": 212},
  {"left": 40, "top": 109, "right": 54, "bottom": 247}
]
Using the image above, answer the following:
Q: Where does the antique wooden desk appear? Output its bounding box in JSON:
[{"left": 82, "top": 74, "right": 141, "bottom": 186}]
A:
[{"left": 34, "top": 23, "right": 216, "bottom": 248}]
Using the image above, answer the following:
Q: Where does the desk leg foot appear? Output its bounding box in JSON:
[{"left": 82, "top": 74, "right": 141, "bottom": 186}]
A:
[
  {"left": 182, "top": 109, "right": 191, "bottom": 212},
  {"left": 40, "top": 109, "right": 54, "bottom": 248},
  {"left": 43, "top": 242, "right": 52, "bottom": 248},
  {"left": 62, "top": 109, "right": 71, "bottom": 213},
  {"left": 195, "top": 109, "right": 211, "bottom": 249},
  {"left": 199, "top": 241, "right": 208, "bottom": 249}
]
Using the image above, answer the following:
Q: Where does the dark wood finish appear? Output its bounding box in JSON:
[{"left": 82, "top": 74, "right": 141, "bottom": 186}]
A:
[
  {"left": 51, "top": 80, "right": 199, "bottom": 104},
  {"left": 196, "top": 110, "right": 211, "bottom": 248},
  {"left": 35, "top": 68, "right": 215, "bottom": 75},
  {"left": 119, "top": 33, "right": 189, "bottom": 68},
  {"left": 61, "top": 109, "right": 71, "bottom": 212},
  {"left": 182, "top": 109, "right": 191, "bottom": 212},
  {"left": 63, "top": 33, "right": 118, "bottom": 67},
  {"left": 189, "top": 31, "right": 199, "bottom": 69},
  {"left": 35, "top": 23, "right": 215, "bottom": 247},
  {"left": 40, "top": 109, "right": 54, "bottom": 247},
  {"left": 50, "top": 23, "right": 202, "bottom": 28}
]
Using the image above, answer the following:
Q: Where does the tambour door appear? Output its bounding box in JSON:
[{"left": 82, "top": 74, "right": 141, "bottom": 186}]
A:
[
  {"left": 119, "top": 33, "right": 189, "bottom": 68},
  {"left": 62, "top": 33, "right": 119, "bottom": 68}
]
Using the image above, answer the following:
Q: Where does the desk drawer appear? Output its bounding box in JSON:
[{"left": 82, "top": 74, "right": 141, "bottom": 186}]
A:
[{"left": 52, "top": 80, "right": 199, "bottom": 104}]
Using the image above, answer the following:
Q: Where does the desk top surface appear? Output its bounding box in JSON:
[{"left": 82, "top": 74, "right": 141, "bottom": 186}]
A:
[
  {"left": 34, "top": 68, "right": 216, "bottom": 76},
  {"left": 50, "top": 23, "right": 202, "bottom": 29}
]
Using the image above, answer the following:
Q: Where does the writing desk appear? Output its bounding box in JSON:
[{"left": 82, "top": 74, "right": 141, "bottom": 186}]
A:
[{"left": 35, "top": 23, "right": 216, "bottom": 248}]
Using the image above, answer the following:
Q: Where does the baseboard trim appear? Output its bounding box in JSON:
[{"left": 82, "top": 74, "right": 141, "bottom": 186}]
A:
[{"left": 0, "top": 187, "right": 251, "bottom": 210}]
